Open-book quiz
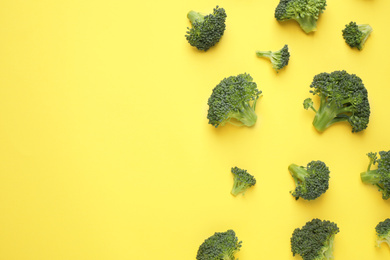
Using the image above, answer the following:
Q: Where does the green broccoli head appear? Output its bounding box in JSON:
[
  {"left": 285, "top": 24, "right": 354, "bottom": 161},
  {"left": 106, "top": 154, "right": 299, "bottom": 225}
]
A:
[
  {"left": 185, "top": 6, "right": 227, "bottom": 51},
  {"left": 196, "top": 229, "right": 242, "bottom": 260},
  {"left": 288, "top": 160, "right": 330, "bottom": 200},
  {"left": 303, "top": 70, "right": 370, "bottom": 133},
  {"left": 256, "top": 44, "right": 290, "bottom": 72},
  {"left": 231, "top": 167, "right": 256, "bottom": 196},
  {"left": 275, "top": 0, "right": 327, "bottom": 33},
  {"left": 291, "top": 218, "right": 340, "bottom": 260},
  {"left": 376, "top": 218, "right": 390, "bottom": 248},
  {"left": 361, "top": 150, "right": 390, "bottom": 200},
  {"left": 342, "top": 22, "right": 373, "bottom": 50},
  {"left": 207, "top": 73, "right": 262, "bottom": 128}
]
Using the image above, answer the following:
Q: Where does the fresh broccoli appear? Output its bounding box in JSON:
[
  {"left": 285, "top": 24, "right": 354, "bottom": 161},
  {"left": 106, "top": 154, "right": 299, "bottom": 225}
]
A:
[
  {"left": 291, "top": 218, "right": 340, "bottom": 260},
  {"left": 256, "top": 44, "right": 290, "bottom": 72},
  {"left": 207, "top": 73, "right": 262, "bottom": 127},
  {"left": 360, "top": 150, "right": 390, "bottom": 200},
  {"left": 342, "top": 22, "right": 373, "bottom": 50},
  {"left": 288, "top": 160, "right": 330, "bottom": 201},
  {"left": 303, "top": 70, "right": 370, "bottom": 133},
  {"left": 376, "top": 218, "right": 390, "bottom": 248},
  {"left": 274, "top": 0, "right": 327, "bottom": 33},
  {"left": 185, "top": 6, "right": 227, "bottom": 51},
  {"left": 196, "top": 229, "right": 242, "bottom": 260},
  {"left": 231, "top": 167, "right": 256, "bottom": 196}
]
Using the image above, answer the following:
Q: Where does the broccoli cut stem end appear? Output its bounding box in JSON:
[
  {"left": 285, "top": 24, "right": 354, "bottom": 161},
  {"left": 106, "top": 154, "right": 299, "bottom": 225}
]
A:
[
  {"left": 295, "top": 15, "right": 318, "bottom": 33},
  {"left": 229, "top": 102, "right": 258, "bottom": 127},
  {"left": 187, "top": 11, "right": 205, "bottom": 24}
]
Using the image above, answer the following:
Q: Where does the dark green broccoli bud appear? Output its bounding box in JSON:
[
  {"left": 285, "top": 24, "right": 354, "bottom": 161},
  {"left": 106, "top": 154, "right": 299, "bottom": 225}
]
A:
[
  {"left": 376, "top": 218, "right": 390, "bottom": 248},
  {"left": 185, "top": 6, "right": 227, "bottom": 51},
  {"left": 342, "top": 22, "right": 373, "bottom": 50},
  {"left": 275, "top": 0, "right": 327, "bottom": 33},
  {"left": 361, "top": 150, "right": 390, "bottom": 200},
  {"left": 207, "top": 73, "right": 262, "bottom": 128},
  {"left": 256, "top": 44, "right": 290, "bottom": 72},
  {"left": 303, "top": 70, "right": 370, "bottom": 133},
  {"left": 196, "top": 229, "right": 242, "bottom": 260},
  {"left": 231, "top": 167, "right": 256, "bottom": 196},
  {"left": 291, "top": 218, "right": 339, "bottom": 260},
  {"left": 288, "top": 160, "right": 330, "bottom": 200}
]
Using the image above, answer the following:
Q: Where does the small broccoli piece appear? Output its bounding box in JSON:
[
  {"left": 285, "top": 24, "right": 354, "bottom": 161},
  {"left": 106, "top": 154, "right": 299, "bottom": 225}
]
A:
[
  {"left": 256, "top": 44, "right": 290, "bottom": 72},
  {"left": 361, "top": 150, "right": 390, "bottom": 200},
  {"left": 275, "top": 0, "right": 327, "bottom": 33},
  {"left": 185, "top": 6, "right": 227, "bottom": 51},
  {"left": 196, "top": 229, "right": 242, "bottom": 260},
  {"left": 291, "top": 218, "right": 340, "bottom": 260},
  {"left": 303, "top": 98, "right": 315, "bottom": 111},
  {"left": 288, "top": 160, "right": 330, "bottom": 200},
  {"left": 231, "top": 167, "right": 256, "bottom": 196},
  {"left": 303, "top": 70, "right": 370, "bottom": 133},
  {"left": 207, "top": 73, "right": 262, "bottom": 128},
  {"left": 342, "top": 22, "right": 373, "bottom": 50},
  {"left": 376, "top": 218, "right": 390, "bottom": 248}
]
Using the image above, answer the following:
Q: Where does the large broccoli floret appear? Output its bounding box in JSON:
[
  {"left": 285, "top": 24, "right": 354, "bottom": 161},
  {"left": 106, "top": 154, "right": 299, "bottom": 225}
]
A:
[
  {"left": 342, "top": 22, "right": 373, "bottom": 50},
  {"left": 288, "top": 160, "right": 330, "bottom": 201},
  {"left": 360, "top": 150, "right": 390, "bottom": 200},
  {"left": 231, "top": 167, "right": 256, "bottom": 196},
  {"left": 196, "top": 229, "right": 242, "bottom": 260},
  {"left": 291, "top": 218, "right": 340, "bottom": 260},
  {"left": 376, "top": 218, "right": 390, "bottom": 248},
  {"left": 185, "top": 6, "right": 227, "bottom": 51},
  {"left": 274, "top": 0, "right": 327, "bottom": 33},
  {"left": 207, "top": 73, "right": 262, "bottom": 128},
  {"left": 303, "top": 70, "right": 370, "bottom": 133},
  {"left": 256, "top": 44, "right": 290, "bottom": 72}
]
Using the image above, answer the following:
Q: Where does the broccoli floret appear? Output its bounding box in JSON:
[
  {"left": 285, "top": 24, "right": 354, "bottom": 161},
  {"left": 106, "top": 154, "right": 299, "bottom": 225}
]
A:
[
  {"left": 303, "top": 70, "right": 370, "bottom": 133},
  {"left": 256, "top": 44, "right": 290, "bottom": 72},
  {"left": 196, "top": 229, "right": 242, "bottom": 260},
  {"left": 342, "top": 22, "right": 373, "bottom": 50},
  {"left": 207, "top": 73, "right": 262, "bottom": 128},
  {"left": 274, "top": 0, "right": 327, "bottom": 33},
  {"left": 376, "top": 218, "right": 390, "bottom": 248},
  {"left": 185, "top": 6, "right": 227, "bottom": 51},
  {"left": 360, "top": 150, "right": 390, "bottom": 200},
  {"left": 288, "top": 160, "right": 330, "bottom": 201},
  {"left": 291, "top": 218, "right": 340, "bottom": 260},
  {"left": 231, "top": 167, "right": 256, "bottom": 196}
]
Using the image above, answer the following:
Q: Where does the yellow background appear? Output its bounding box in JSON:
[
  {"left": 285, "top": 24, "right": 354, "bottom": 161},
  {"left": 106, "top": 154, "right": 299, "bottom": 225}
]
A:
[{"left": 0, "top": 0, "right": 389, "bottom": 259}]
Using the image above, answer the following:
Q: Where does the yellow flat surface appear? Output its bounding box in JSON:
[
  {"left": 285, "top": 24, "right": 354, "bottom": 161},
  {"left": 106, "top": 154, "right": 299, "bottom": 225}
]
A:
[{"left": 0, "top": 0, "right": 389, "bottom": 259}]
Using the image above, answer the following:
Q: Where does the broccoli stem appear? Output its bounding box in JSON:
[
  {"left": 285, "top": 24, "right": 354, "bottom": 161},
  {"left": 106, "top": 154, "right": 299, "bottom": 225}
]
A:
[
  {"left": 358, "top": 24, "right": 373, "bottom": 50},
  {"left": 229, "top": 102, "right": 257, "bottom": 127},
  {"left": 360, "top": 170, "right": 381, "bottom": 185},
  {"left": 295, "top": 16, "right": 318, "bottom": 33},
  {"left": 255, "top": 51, "right": 272, "bottom": 58},
  {"left": 187, "top": 11, "right": 205, "bottom": 24},
  {"left": 231, "top": 182, "right": 245, "bottom": 196},
  {"left": 288, "top": 164, "right": 308, "bottom": 185},
  {"left": 312, "top": 96, "right": 349, "bottom": 132}
]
